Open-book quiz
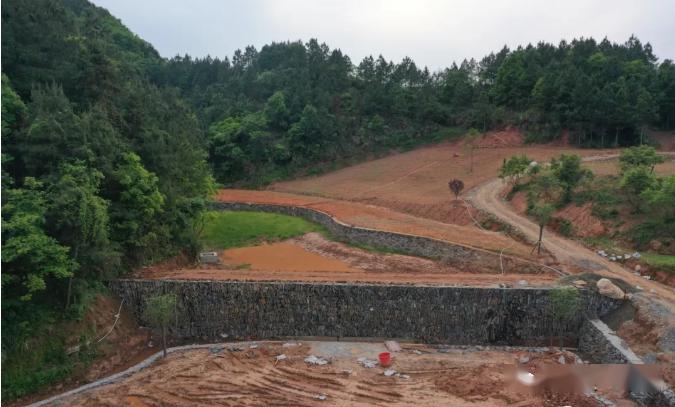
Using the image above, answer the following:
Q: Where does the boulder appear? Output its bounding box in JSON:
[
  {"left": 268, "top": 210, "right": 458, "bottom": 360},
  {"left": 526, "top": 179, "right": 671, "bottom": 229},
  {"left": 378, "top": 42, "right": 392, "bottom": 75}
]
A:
[{"left": 596, "top": 278, "right": 625, "bottom": 299}]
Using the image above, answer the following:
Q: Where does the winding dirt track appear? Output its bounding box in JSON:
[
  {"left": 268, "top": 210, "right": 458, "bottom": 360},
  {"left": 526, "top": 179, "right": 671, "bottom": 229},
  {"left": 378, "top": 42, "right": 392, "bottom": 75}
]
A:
[{"left": 468, "top": 175, "right": 675, "bottom": 306}]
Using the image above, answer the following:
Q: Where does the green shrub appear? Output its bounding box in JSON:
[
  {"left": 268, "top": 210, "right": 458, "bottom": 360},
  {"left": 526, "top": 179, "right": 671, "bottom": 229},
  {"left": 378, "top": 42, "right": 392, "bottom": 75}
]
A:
[{"left": 558, "top": 219, "right": 574, "bottom": 237}]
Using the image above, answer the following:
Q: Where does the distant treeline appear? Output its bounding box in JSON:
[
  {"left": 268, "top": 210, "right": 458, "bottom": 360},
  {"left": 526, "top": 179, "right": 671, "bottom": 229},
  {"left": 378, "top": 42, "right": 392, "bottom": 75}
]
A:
[{"left": 152, "top": 36, "right": 675, "bottom": 184}]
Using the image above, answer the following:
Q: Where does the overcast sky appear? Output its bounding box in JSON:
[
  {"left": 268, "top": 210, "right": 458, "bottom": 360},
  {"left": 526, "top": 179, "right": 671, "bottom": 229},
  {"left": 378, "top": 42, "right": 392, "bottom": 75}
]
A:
[{"left": 91, "top": 0, "right": 675, "bottom": 70}]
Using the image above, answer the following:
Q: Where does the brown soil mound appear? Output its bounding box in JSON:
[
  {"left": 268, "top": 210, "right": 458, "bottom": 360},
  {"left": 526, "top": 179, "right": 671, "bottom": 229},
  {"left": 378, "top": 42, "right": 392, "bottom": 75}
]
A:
[
  {"left": 554, "top": 203, "right": 606, "bottom": 238},
  {"left": 355, "top": 198, "right": 483, "bottom": 226},
  {"left": 648, "top": 130, "right": 675, "bottom": 151},
  {"left": 476, "top": 128, "right": 524, "bottom": 148}
]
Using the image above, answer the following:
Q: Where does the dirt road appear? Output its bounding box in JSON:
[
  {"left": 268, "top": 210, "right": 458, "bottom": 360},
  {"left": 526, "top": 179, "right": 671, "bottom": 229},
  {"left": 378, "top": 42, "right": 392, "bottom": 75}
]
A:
[{"left": 468, "top": 177, "right": 675, "bottom": 305}]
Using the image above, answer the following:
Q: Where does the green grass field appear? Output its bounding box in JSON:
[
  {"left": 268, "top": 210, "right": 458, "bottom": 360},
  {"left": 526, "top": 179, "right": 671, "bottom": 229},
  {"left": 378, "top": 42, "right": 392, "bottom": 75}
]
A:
[{"left": 199, "top": 211, "right": 323, "bottom": 250}]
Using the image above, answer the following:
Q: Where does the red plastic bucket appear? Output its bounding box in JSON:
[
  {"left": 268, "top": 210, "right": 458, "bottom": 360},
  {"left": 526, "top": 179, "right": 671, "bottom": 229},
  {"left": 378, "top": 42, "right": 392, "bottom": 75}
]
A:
[{"left": 379, "top": 352, "right": 392, "bottom": 367}]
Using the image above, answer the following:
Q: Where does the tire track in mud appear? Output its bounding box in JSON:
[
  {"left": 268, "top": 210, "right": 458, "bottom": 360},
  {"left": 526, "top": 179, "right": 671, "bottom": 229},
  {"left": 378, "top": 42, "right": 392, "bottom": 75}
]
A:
[{"left": 66, "top": 345, "right": 404, "bottom": 407}]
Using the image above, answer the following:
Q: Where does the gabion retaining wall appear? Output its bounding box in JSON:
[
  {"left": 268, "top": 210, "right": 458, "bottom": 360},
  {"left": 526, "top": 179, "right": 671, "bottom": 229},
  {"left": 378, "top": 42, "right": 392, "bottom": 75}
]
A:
[
  {"left": 211, "top": 201, "right": 546, "bottom": 274},
  {"left": 578, "top": 318, "right": 643, "bottom": 364},
  {"left": 110, "top": 279, "right": 621, "bottom": 345}
]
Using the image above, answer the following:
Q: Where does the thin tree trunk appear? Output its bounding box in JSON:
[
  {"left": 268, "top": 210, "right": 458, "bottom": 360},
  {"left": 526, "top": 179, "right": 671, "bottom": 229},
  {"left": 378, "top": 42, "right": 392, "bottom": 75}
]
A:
[
  {"left": 640, "top": 126, "right": 644, "bottom": 145},
  {"left": 65, "top": 277, "right": 74, "bottom": 310},
  {"left": 65, "top": 245, "right": 80, "bottom": 310},
  {"left": 537, "top": 224, "right": 544, "bottom": 254},
  {"left": 162, "top": 325, "right": 167, "bottom": 358}
]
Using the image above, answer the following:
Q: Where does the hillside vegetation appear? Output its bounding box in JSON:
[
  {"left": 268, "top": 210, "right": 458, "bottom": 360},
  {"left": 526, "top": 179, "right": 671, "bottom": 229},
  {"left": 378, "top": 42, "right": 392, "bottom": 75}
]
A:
[
  {"left": 501, "top": 147, "right": 675, "bottom": 273},
  {"left": 1, "top": 0, "right": 212, "bottom": 399},
  {"left": 154, "top": 35, "right": 675, "bottom": 185}
]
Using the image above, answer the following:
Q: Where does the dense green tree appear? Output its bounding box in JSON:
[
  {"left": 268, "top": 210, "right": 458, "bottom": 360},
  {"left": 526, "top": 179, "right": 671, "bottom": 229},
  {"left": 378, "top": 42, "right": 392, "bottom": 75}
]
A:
[
  {"left": 265, "top": 91, "right": 290, "bottom": 130},
  {"left": 550, "top": 154, "right": 593, "bottom": 203},
  {"left": 619, "top": 145, "right": 665, "bottom": 173},
  {"left": 288, "top": 104, "right": 328, "bottom": 161},
  {"left": 109, "top": 153, "right": 166, "bottom": 265},
  {"left": 657, "top": 61, "right": 675, "bottom": 129},
  {"left": 1, "top": 178, "right": 75, "bottom": 301},
  {"left": 47, "top": 162, "right": 117, "bottom": 307},
  {"left": 642, "top": 174, "right": 675, "bottom": 223},
  {"left": 620, "top": 166, "right": 657, "bottom": 212},
  {"left": 144, "top": 294, "right": 176, "bottom": 357},
  {"left": 1, "top": 74, "right": 27, "bottom": 186},
  {"left": 499, "top": 155, "right": 532, "bottom": 186},
  {"left": 21, "top": 85, "right": 90, "bottom": 178}
]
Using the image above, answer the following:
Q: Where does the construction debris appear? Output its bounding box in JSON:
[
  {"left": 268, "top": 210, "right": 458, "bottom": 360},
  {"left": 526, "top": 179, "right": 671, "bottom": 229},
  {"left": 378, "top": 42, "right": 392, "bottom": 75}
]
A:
[
  {"left": 357, "top": 357, "right": 378, "bottom": 368},
  {"left": 385, "top": 341, "right": 402, "bottom": 352},
  {"left": 384, "top": 369, "right": 397, "bottom": 376},
  {"left": 283, "top": 342, "right": 301, "bottom": 347},
  {"left": 304, "top": 355, "right": 329, "bottom": 365},
  {"left": 517, "top": 371, "right": 536, "bottom": 385}
]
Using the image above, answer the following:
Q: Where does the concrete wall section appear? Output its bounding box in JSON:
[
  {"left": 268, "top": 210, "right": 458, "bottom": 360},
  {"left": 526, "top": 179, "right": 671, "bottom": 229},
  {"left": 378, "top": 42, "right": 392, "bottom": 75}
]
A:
[
  {"left": 110, "top": 280, "right": 621, "bottom": 345},
  {"left": 211, "top": 202, "right": 546, "bottom": 274}
]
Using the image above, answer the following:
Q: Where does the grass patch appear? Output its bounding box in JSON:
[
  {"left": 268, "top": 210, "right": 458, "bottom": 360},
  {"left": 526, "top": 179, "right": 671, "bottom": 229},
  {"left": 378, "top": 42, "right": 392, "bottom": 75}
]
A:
[
  {"left": 640, "top": 253, "right": 675, "bottom": 274},
  {"left": 199, "top": 211, "right": 324, "bottom": 250}
]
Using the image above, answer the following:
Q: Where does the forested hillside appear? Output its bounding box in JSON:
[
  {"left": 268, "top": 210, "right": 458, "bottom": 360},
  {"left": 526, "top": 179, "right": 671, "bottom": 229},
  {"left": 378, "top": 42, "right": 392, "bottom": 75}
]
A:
[
  {"left": 1, "top": 0, "right": 675, "bottom": 399},
  {"left": 1, "top": 0, "right": 213, "bottom": 398},
  {"left": 153, "top": 36, "right": 675, "bottom": 185}
]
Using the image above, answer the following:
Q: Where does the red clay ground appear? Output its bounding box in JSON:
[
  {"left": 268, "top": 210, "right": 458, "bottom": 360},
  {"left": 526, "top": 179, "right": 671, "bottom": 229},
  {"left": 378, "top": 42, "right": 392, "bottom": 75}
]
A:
[
  {"left": 135, "top": 233, "right": 557, "bottom": 287},
  {"left": 61, "top": 341, "right": 621, "bottom": 407},
  {"left": 270, "top": 134, "right": 674, "bottom": 227},
  {"left": 270, "top": 136, "right": 618, "bottom": 226}
]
